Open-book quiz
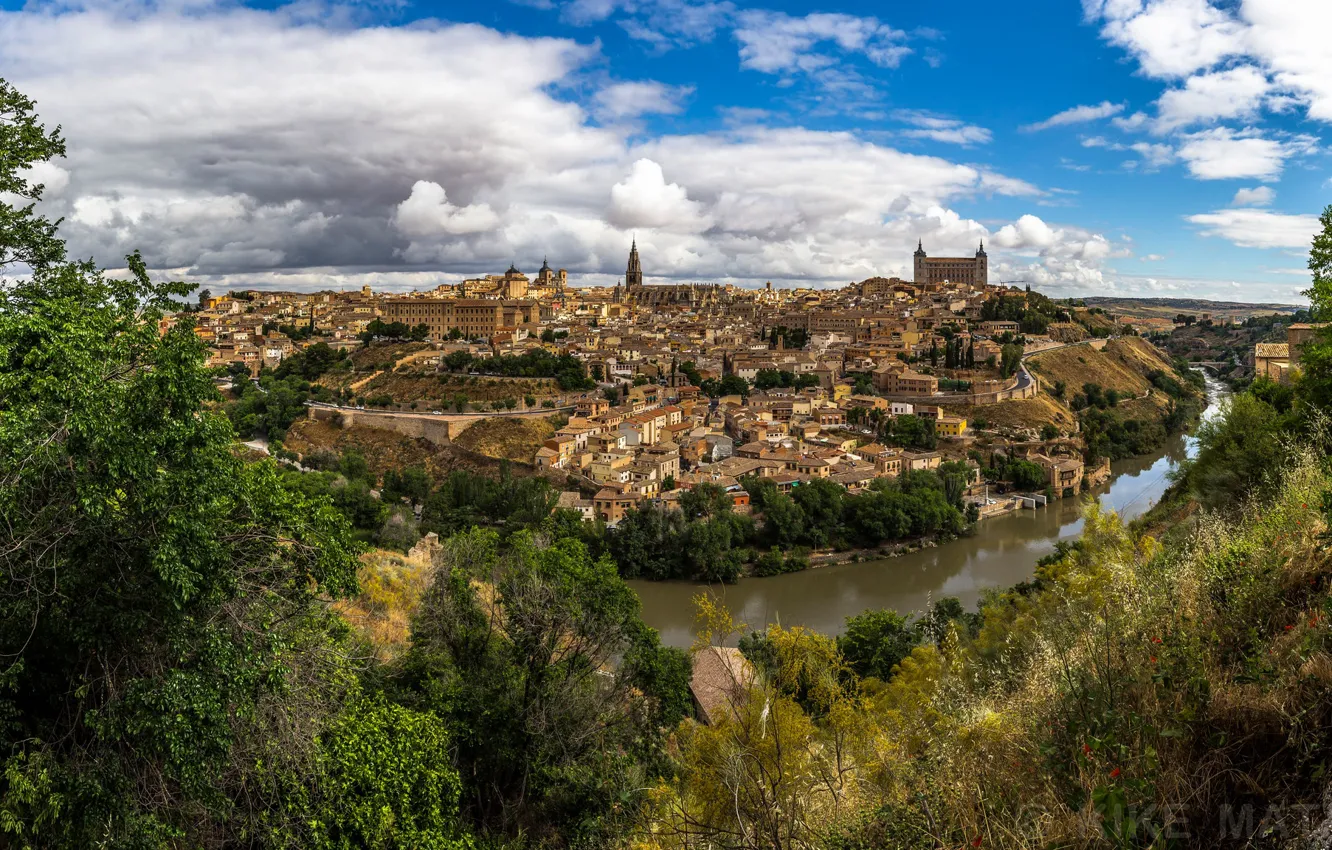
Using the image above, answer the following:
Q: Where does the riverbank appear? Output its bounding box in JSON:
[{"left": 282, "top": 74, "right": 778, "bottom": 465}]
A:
[{"left": 630, "top": 374, "right": 1227, "bottom": 647}]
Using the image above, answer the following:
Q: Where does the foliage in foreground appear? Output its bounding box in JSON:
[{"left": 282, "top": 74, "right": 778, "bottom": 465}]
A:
[{"left": 642, "top": 450, "right": 1332, "bottom": 848}]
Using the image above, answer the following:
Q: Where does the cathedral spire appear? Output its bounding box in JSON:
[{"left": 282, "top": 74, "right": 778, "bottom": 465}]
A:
[{"left": 625, "top": 238, "right": 643, "bottom": 288}]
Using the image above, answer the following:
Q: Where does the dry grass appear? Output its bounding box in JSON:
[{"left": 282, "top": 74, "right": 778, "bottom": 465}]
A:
[
  {"left": 347, "top": 341, "right": 429, "bottom": 371},
  {"left": 942, "top": 394, "right": 1076, "bottom": 434},
  {"left": 1027, "top": 337, "right": 1186, "bottom": 417},
  {"left": 283, "top": 417, "right": 539, "bottom": 482},
  {"left": 452, "top": 416, "right": 557, "bottom": 464},
  {"left": 334, "top": 547, "right": 435, "bottom": 660}
]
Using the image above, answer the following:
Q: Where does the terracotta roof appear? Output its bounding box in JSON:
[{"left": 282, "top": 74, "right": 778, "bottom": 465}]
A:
[{"left": 689, "top": 646, "right": 754, "bottom": 725}]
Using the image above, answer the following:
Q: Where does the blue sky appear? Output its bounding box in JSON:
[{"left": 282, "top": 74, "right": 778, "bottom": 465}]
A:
[{"left": 1, "top": 0, "right": 1328, "bottom": 301}]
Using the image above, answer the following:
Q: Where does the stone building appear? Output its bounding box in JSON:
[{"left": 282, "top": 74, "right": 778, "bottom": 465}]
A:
[
  {"left": 621, "top": 240, "right": 727, "bottom": 308},
  {"left": 913, "top": 240, "right": 988, "bottom": 288},
  {"left": 1252, "top": 323, "right": 1328, "bottom": 384},
  {"left": 382, "top": 298, "right": 539, "bottom": 339}
]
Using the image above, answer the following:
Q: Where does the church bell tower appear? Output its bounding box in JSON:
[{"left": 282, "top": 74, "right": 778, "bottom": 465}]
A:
[{"left": 625, "top": 239, "right": 643, "bottom": 289}]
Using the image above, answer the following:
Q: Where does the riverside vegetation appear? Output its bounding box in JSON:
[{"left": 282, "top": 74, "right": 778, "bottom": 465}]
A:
[{"left": 8, "top": 77, "right": 1332, "bottom": 850}]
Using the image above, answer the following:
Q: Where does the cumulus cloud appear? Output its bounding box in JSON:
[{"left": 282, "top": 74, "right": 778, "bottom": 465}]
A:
[
  {"left": 0, "top": 0, "right": 1070, "bottom": 289},
  {"left": 1084, "top": 0, "right": 1247, "bottom": 79},
  {"left": 593, "top": 81, "right": 693, "bottom": 120},
  {"left": 1187, "top": 207, "right": 1321, "bottom": 249},
  {"left": 1176, "top": 127, "right": 1316, "bottom": 180},
  {"left": 988, "top": 213, "right": 1125, "bottom": 290},
  {"left": 607, "top": 159, "right": 711, "bottom": 232},
  {"left": 1153, "top": 66, "right": 1271, "bottom": 131},
  {"left": 393, "top": 180, "right": 502, "bottom": 260},
  {"left": 1022, "top": 101, "right": 1124, "bottom": 132},
  {"left": 1232, "top": 186, "right": 1275, "bottom": 206},
  {"left": 1087, "top": 0, "right": 1332, "bottom": 124}
]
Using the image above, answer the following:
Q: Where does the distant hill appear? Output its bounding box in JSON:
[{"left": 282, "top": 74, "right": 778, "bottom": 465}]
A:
[{"left": 1079, "top": 296, "right": 1304, "bottom": 321}]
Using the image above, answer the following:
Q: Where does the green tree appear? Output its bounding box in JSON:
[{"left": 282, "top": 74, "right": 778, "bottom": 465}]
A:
[
  {"left": 315, "top": 696, "right": 472, "bottom": 849},
  {"left": 1188, "top": 393, "right": 1289, "bottom": 509},
  {"left": 680, "top": 482, "right": 733, "bottom": 519},
  {"left": 0, "top": 80, "right": 66, "bottom": 272},
  {"left": 1297, "top": 205, "right": 1332, "bottom": 410},
  {"left": 0, "top": 202, "right": 366, "bottom": 843},
  {"left": 402, "top": 530, "right": 688, "bottom": 844},
  {"left": 838, "top": 609, "right": 919, "bottom": 682}
]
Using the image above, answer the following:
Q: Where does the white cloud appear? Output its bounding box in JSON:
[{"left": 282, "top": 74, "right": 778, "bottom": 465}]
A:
[
  {"left": 989, "top": 213, "right": 1126, "bottom": 289},
  {"left": 1232, "top": 186, "right": 1275, "bottom": 206},
  {"left": 893, "top": 110, "right": 992, "bottom": 146},
  {"left": 1085, "top": 0, "right": 1247, "bottom": 79},
  {"left": 1141, "top": 253, "right": 1165, "bottom": 261},
  {"left": 607, "top": 159, "right": 711, "bottom": 232},
  {"left": 1188, "top": 207, "right": 1320, "bottom": 249},
  {"left": 1240, "top": 0, "right": 1332, "bottom": 122},
  {"left": 1112, "top": 111, "right": 1151, "bottom": 131},
  {"left": 1153, "top": 65, "right": 1271, "bottom": 130},
  {"left": 992, "top": 214, "right": 1057, "bottom": 250},
  {"left": 0, "top": 0, "right": 1061, "bottom": 289},
  {"left": 1129, "top": 141, "right": 1176, "bottom": 169},
  {"left": 1176, "top": 127, "right": 1315, "bottom": 180},
  {"left": 1022, "top": 101, "right": 1124, "bottom": 132},
  {"left": 394, "top": 181, "right": 501, "bottom": 238},
  {"left": 733, "top": 10, "right": 911, "bottom": 76},
  {"left": 1088, "top": 0, "right": 1332, "bottom": 125},
  {"left": 593, "top": 81, "right": 693, "bottom": 120}
]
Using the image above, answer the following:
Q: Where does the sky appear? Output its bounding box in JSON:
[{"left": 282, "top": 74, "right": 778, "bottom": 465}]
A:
[{"left": 0, "top": 0, "right": 1329, "bottom": 302}]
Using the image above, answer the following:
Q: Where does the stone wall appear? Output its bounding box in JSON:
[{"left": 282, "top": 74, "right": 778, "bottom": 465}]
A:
[{"left": 307, "top": 406, "right": 458, "bottom": 444}]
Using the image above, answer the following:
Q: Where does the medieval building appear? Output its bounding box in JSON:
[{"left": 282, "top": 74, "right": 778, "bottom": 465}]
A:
[
  {"left": 621, "top": 239, "right": 728, "bottom": 308},
  {"left": 913, "top": 240, "right": 988, "bottom": 289}
]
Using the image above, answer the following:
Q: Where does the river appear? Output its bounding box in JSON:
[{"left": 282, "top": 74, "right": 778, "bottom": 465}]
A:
[{"left": 631, "top": 375, "right": 1228, "bottom": 647}]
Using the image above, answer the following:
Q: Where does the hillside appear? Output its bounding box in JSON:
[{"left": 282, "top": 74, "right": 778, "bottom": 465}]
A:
[
  {"left": 451, "top": 416, "right": 557, "bottom": 464},
  {"left": 1027, "top": 337, "right": 1180, "bottom": 415},
  {"left": 941, "top": 393, "right": 1075, "bottom": 437},
  {"left": 351, "top": 371, "right": 561, "bottom": 407},
  {"left": 283, "top": 416, "right": 539, "bottom": 482}
]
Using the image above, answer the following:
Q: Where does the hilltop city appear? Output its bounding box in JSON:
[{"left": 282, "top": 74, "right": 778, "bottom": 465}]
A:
[{"left": 182, "top": 238, "right": 1259, "bottom": 533}]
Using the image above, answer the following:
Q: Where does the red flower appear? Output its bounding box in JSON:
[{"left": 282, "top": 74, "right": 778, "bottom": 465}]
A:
[
  {"left": 1152, "top": 637, "right": 1163, "bottom": 644},
  {"left": 1286, "top": 624, "right": 1295, "bottom": 631},
  {"left": 1110, "top": 768, "right": 1121, "bottom": 779},
  {"left": 1150, "top": 656, "right": 1157, "bottom": 664},
  {"left": 1083, "top": 743, "right": 1092, "bottom": 756},
  {"left": 972, "top": 837, "right": 983, "bottom": 848}
]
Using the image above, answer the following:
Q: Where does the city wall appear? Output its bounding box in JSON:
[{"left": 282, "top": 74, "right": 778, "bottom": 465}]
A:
[{"left": 307, "top": 406, "right": 464, "bottom": 444}]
